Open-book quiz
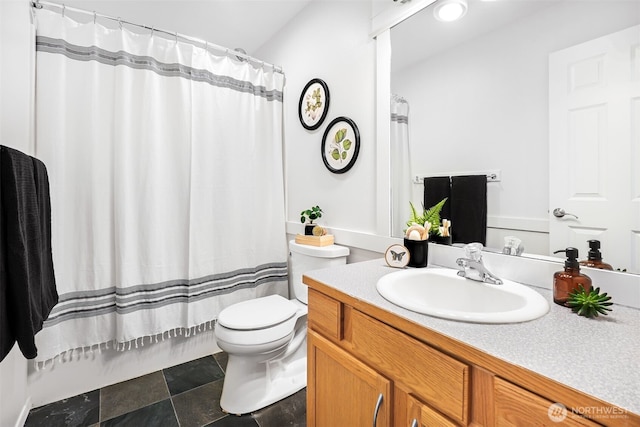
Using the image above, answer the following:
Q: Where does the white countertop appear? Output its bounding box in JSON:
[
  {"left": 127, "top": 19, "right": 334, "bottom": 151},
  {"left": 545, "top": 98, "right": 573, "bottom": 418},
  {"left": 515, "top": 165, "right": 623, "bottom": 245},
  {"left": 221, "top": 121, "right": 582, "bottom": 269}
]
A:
[{"left": 304, "top": 259, "right": 640, "bottom": 416}]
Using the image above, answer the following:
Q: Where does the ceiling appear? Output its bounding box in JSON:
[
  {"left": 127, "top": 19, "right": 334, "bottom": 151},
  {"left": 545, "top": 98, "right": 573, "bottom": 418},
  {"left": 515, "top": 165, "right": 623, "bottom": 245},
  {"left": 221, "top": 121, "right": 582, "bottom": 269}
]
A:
[
  {"left": 391, "top": 0, "right": 560, "bottom": 73},
  {"left": 64, "top": 0, "right": 315, "bottom": 56}
]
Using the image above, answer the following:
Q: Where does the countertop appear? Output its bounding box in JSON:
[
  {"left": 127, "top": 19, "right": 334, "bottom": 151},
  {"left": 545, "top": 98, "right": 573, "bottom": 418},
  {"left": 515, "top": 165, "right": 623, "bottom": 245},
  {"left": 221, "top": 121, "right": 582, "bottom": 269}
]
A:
[{"left": 303, "top": 259, "right": 640, "bottom": 416}]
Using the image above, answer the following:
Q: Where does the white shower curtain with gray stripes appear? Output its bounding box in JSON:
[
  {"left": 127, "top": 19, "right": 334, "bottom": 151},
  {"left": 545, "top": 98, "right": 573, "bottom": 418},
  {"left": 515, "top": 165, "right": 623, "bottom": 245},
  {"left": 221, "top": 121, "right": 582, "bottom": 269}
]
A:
[
  {"left": 391, "top": 95, "right": 412, "bottom": 238},
  {"left": 32, "top": 9, "right": 288, "bottom": 364}
]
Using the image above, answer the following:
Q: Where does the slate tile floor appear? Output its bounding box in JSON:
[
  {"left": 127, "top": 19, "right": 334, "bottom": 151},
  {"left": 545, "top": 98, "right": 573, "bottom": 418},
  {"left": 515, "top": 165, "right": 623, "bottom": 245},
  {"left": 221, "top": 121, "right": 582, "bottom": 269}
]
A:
[{"left": 24, "top": 352, "right": 307, "bottom": 427}]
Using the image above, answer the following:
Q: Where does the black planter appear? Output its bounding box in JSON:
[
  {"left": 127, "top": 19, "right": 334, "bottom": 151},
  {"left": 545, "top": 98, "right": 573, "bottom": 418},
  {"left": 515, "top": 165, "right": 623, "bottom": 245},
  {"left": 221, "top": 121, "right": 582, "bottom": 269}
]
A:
[
  {"left": 304, "top": 224, "right": 315, "bottom": 235},
  {"left": 404, "top": 238, "right": 428, "bottom": 268}
]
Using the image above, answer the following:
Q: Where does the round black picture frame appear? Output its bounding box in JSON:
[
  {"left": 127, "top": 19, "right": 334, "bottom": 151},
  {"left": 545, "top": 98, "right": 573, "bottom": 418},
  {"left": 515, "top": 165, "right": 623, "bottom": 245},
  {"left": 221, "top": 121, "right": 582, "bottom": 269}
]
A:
[
  {"left": 321, "top": 116, "right": 360, "bottom": 174},
  {"left": 298, "top": 78, "right": 330, "bottom": 131}
]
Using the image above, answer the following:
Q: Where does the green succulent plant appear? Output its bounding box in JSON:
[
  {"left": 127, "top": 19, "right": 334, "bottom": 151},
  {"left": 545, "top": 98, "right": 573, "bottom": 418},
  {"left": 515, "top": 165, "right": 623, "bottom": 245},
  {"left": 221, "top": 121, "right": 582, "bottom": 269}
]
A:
[{"left": 566, "top": 285, "right": 613, "bottom": 318}]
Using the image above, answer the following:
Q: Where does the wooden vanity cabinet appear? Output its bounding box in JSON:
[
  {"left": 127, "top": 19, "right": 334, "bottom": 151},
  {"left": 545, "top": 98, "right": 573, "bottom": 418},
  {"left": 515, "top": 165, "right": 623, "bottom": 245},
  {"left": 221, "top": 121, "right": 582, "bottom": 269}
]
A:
[{"left": 307, "top": 286, "right": 634, "bottom": 427}]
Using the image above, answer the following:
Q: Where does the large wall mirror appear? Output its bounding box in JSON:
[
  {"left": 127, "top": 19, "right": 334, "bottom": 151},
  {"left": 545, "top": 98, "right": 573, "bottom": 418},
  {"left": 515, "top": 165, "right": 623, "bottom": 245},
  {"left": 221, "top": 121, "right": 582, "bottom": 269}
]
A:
[{"left": 389, "top": 0, "right": 640, "bottom": 274}]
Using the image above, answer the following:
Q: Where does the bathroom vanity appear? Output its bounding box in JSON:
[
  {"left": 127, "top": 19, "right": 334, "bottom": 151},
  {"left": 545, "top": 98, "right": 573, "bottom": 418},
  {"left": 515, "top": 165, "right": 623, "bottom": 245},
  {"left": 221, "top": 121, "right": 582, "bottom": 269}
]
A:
[{"left": 304, "top": 260, "right": 640, "bottom": 427}]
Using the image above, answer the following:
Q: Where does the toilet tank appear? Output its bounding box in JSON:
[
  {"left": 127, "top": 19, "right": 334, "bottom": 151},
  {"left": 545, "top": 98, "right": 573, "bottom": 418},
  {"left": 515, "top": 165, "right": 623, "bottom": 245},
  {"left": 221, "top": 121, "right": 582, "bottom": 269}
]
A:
[{"left": 289, "top": 240, "right": 349, "bottom": 304}]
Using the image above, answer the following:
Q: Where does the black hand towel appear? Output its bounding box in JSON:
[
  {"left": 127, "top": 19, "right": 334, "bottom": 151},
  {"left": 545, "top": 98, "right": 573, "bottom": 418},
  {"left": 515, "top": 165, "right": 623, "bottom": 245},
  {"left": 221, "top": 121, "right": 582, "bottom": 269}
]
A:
[
  {"left": 0, "top": 145, "right": 58, "bottom": 360},
  {"left": 450, "top": 175, "right": 487, "bottom": 245},
  {"left": 0, "top": 162, "right": 16, "bottom": 362},
  {"left": 423, "top": 176, "right": 451, "bottom": 220}
]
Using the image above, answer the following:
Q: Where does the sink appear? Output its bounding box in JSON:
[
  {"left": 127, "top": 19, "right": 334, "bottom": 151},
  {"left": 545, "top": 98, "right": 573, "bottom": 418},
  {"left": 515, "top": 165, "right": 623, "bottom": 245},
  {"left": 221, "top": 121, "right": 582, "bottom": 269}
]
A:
[{"left": 376, "top": 267, "right": 549, "bottom": 323}]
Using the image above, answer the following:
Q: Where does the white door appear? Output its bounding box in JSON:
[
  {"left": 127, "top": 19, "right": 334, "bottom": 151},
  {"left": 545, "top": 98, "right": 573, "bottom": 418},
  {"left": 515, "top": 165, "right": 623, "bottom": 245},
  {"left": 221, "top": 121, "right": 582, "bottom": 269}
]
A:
[{"left": 549, "top": 25, "right": 640, "bottom": 273}]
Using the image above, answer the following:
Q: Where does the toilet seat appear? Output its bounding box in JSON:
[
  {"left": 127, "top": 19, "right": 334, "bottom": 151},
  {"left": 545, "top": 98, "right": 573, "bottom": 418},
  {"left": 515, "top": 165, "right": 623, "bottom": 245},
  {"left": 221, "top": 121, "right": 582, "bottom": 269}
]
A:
[
  {"left": 218, "top": 294, "right": 298, "bottom": 330},
  {"left": 215, "top": 295, "right": 307, "bottom": 347}
]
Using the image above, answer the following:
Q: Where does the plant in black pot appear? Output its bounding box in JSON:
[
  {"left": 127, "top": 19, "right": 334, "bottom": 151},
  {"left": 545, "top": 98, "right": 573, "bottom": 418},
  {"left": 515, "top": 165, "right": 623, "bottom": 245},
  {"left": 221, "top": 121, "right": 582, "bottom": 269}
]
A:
[
  {"left": 404, "top": 198, "right": 448, "bottom": 267},
  {"left": 300, "top": 205, "right": 323, "bottom": 235}
]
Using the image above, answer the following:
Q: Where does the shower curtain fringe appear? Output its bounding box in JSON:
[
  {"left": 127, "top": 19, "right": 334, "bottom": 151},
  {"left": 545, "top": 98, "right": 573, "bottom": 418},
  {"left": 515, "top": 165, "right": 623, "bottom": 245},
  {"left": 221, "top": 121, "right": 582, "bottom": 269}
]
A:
[
  {"left": 32, "top": 319, "right": 218, "bottom": 371},
  {"left": 30, "top": 0, "right": 284, "bottom": 74}
]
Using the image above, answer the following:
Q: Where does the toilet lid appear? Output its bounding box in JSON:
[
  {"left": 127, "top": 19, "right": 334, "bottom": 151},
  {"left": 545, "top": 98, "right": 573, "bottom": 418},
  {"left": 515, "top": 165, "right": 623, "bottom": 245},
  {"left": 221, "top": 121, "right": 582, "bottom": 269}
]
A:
[{"left": 217, "top": 294, "right": 298, "bottom": 330}]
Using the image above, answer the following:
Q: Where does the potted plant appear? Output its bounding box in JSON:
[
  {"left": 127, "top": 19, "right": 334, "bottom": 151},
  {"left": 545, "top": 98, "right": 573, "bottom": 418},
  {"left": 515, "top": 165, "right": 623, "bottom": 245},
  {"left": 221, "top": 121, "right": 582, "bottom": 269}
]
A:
[
  {"left": 403, "top": 198, "right": 448, "bottom": 267},
  {"left": 300, "top": 205, "right": 323, "bottom": 235},
  {"left": 406, "top": 198, "right": 449, "bottom": 242}
]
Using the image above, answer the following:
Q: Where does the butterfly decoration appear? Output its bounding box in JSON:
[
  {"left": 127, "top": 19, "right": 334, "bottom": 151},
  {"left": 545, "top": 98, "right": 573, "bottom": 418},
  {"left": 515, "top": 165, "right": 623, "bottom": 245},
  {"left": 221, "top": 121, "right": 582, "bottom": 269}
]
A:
[
  {"left": 385, "top": 244, "right": 410, "bottom": 268},
  {"left": 390, "top": 250, "right": 406, "bottom": 261}
]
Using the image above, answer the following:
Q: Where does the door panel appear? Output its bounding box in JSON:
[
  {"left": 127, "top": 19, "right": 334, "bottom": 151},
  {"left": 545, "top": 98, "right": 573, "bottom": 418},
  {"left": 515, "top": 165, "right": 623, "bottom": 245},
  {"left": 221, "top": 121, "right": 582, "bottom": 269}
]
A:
[{"left": 549, "top": 25, "right": 640, "bottom": 272}]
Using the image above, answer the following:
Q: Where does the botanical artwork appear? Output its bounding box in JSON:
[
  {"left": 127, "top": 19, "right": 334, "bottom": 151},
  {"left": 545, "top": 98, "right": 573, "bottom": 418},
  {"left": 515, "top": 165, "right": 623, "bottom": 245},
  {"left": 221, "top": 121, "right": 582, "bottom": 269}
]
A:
[
  {"left": 298, "top": 79, "right": 329, "bottom": 130},
  {"left": 321, "top": 117, "right": 360, "bottom": 174}
]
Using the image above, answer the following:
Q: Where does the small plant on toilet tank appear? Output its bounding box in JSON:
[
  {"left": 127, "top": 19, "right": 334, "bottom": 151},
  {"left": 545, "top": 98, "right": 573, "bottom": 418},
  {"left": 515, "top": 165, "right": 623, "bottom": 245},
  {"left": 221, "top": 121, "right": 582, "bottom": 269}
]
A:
[{"left": 300, "top": 205, "right": 323, "bottom": 235}]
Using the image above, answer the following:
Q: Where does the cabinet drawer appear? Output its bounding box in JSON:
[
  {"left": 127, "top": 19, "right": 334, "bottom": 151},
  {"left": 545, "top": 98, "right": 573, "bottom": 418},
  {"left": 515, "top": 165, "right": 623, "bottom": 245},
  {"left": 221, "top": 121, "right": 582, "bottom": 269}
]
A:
[
  {"left": 494, "top": 377, "right": 600, "bottom": 427},
  {"left": 350, "top": 309, "right": 469, "bottom": 425},
  {"left": 308, "top": 288, "right": 341, "bottom": 341},
  {"left": 407, "top": 395, "right": 460, "bottom": 427}
]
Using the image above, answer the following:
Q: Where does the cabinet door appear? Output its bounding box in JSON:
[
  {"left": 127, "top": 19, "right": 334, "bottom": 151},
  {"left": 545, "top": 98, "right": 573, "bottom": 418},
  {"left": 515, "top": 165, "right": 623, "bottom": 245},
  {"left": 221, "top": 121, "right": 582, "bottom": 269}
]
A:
[
  {"left": 407, "top": 395, "right": 460, "bottom": 427},
  {"left": 308, "top": 330, "right": 392, "bottom": 427},
  {"left": 494, "top": 377, "right": 600, "bottom": 427}
]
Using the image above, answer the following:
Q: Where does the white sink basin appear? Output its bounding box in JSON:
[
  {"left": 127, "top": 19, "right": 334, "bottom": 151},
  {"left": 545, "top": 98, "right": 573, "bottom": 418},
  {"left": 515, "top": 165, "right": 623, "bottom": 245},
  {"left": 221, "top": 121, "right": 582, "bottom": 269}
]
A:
[{"left": 376, "top": 267, "right": 549, "bottom": 324}]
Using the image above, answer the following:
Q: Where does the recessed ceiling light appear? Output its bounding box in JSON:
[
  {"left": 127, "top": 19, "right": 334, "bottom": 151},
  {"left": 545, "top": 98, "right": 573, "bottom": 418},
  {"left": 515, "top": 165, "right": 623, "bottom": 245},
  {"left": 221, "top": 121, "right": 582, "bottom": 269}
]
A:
[{"left": 433, "top": 0, "right": 468, "bottom": 22}]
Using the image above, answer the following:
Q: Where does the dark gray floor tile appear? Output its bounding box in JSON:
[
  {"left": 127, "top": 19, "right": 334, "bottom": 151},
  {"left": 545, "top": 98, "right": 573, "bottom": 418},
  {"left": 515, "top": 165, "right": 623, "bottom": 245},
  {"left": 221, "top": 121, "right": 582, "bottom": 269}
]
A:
[
  {"left": 213, "top": 351, "right": 228, "bottom": 373},
  {"left": 171, "top": 379, "right": 227, "bottom": 427},
  {"left": 205, "top": 414, "right": 260, "bottom": 427},
  {"left": 24, "top": 389, "right": 100, "bottom": 427},
  {"left": 100, "top": 399, "right": 177, "bottom": 427},
  {"left": 252, "top": 389, "right": 307, "bottom": 427},
  {"left": 163, "top": 355, "right": 224, "bottom": 395},
  {"left": 100, "top": 371, "right": 169, "bottom": 421}
]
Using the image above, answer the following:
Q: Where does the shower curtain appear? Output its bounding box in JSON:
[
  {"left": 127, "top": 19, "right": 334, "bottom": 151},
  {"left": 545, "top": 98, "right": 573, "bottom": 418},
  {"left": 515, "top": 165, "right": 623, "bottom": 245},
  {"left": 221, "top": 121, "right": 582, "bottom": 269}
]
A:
[
  {"left": 32, "top": 9, "right": 288, "bottom": 364},
  {"left": 391, "top": 95, "right": 412, "bottom": 237}
]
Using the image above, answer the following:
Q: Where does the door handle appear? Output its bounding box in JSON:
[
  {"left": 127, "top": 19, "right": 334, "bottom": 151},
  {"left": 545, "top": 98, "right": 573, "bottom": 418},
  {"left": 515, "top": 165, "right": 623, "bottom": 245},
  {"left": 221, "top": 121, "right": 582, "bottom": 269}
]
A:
[
  {"left": 373, "top": 393, "right": 384, "bottom": 427},
  {"left": 553, "top": 208, "right": 578, "bottom": 219}
]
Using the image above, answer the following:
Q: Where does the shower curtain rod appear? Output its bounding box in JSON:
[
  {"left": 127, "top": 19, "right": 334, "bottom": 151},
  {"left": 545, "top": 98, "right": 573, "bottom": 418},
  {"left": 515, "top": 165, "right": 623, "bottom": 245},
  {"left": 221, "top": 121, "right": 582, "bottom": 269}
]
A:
[{"left": 30, "top": 0, "right": 284, "bottom": 74}]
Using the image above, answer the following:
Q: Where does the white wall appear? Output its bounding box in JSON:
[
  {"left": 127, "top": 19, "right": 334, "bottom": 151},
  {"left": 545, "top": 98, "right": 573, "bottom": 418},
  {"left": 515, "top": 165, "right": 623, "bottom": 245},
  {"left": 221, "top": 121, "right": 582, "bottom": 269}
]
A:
[
  {"left": 256, "top": 0, "right": 378, "bottom": 237},
  {"left": 392, "top": 1, "right": 640, "bottom": 255},
  {"left": 1, "top": 1, "right": 34, "bottom": 426}
]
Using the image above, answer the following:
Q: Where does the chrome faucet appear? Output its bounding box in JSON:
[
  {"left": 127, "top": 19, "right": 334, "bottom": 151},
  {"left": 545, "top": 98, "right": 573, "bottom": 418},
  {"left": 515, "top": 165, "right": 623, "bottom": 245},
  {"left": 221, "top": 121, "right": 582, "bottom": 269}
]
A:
[{"left": 456, "top": 243, "right": 503, "bottom": 285}]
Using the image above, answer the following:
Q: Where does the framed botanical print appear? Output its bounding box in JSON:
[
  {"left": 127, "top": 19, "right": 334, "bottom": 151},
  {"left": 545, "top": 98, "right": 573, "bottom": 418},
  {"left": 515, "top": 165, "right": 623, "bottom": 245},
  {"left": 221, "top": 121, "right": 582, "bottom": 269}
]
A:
[
  {"left": 298, "top": 78, "right": 330, "bottom": 130},
  {"left": 321, "top": 116, "right": 360, "bottom": 174}
]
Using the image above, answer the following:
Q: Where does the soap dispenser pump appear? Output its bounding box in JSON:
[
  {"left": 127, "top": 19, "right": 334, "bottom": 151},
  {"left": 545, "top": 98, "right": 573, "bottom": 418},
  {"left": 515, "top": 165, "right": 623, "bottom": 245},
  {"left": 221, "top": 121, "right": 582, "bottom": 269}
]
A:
[
  {"left": 579, "top": 240, "right": 613, "bottom": 270},
  {"left": 553, "top": 247, "right": 592, "bottom": 306}
]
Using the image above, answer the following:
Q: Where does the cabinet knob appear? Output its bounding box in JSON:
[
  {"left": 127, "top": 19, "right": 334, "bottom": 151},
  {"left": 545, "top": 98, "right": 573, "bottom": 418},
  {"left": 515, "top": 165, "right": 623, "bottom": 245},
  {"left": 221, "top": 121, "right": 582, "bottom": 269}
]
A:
[
  {"left": 373, "top": 393, "right": 384, "bottom": 427},
  {"left": 410, "top": 419, "right": 419, "bottom": 427}
]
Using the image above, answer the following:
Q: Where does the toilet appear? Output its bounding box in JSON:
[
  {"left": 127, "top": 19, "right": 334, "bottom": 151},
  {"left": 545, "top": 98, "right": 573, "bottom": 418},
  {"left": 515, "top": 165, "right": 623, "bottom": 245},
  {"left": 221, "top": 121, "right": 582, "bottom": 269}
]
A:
[{"left": 214, "top": 240, "right": 349, "bottom": 414}]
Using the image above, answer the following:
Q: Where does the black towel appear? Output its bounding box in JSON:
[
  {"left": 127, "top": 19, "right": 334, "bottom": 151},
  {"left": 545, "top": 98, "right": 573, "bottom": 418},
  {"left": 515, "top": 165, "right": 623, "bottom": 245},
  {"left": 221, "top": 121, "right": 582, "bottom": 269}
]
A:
[
  {"left": 450, "top": 175, "right": 487, "bottom": 245},
  {"left": 0, "top": 145, "right": 58, "bottom": 361},
  {"left": 423, "top": 176, "right": 451, "bottom": 220},
  {"left": 0, "top": 161, "right": 15, "bottom": 361}
]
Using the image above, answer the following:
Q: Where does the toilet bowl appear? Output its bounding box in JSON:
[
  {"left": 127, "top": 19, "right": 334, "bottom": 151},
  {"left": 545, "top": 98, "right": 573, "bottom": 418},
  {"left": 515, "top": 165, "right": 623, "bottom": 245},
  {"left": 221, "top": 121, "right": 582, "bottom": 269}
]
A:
[{"left": 214, "top": 240, "right": 349, "bottom": 414}]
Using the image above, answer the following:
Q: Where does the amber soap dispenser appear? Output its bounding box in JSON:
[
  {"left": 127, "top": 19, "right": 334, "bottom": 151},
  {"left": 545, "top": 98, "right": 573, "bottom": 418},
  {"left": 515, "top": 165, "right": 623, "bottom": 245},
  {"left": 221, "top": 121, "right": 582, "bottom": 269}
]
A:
[
  {"left": 579, "top": 240, "right": 614, "bottom": 270},
  {"left": 553, "top": 247, "right": 592, "bottom": 306}
]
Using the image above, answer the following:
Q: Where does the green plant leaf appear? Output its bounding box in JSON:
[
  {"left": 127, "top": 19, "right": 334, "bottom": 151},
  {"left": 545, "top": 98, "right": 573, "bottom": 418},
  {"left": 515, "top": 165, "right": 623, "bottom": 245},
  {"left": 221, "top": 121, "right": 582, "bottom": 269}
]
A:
[
  {"left": 343, "top": 139, "right": 352, "bottom": 151},
  {"left": 334, "top": 128, "right": 346, "bottom": 143},
  {"left": 423, "top": 198, "right": 448, "bottom": 234},
  {"left": 331, "top": 149, "right": 340, "bottom": 160}
]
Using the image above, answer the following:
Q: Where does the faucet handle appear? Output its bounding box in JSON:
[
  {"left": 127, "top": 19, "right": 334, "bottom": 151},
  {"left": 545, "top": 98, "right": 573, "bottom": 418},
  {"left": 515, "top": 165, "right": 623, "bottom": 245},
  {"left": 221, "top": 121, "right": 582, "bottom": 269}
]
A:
[{"left": 464, "top": 243, "right": 484, "bottom": 261}]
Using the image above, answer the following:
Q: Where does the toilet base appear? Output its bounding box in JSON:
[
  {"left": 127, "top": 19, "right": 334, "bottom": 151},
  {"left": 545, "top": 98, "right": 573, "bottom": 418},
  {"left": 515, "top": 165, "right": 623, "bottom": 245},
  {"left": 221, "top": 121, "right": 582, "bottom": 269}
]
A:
[{"left": 219, "top": 336, "right": 307, "bottom": 415}]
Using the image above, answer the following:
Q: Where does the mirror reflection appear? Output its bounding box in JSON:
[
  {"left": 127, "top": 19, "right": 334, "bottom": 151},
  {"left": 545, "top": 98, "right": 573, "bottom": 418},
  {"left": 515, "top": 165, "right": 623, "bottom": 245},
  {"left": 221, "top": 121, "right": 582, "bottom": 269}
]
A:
[{"left": 390, "top": 0, "right": 640, "bottom": 274}]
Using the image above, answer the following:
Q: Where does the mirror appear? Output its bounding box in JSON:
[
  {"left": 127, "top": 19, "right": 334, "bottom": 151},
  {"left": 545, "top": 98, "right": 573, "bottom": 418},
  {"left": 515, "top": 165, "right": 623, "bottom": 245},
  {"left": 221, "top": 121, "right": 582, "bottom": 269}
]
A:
[{"left": 390, "top": 0, "right": 640, "bottom": 274}]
